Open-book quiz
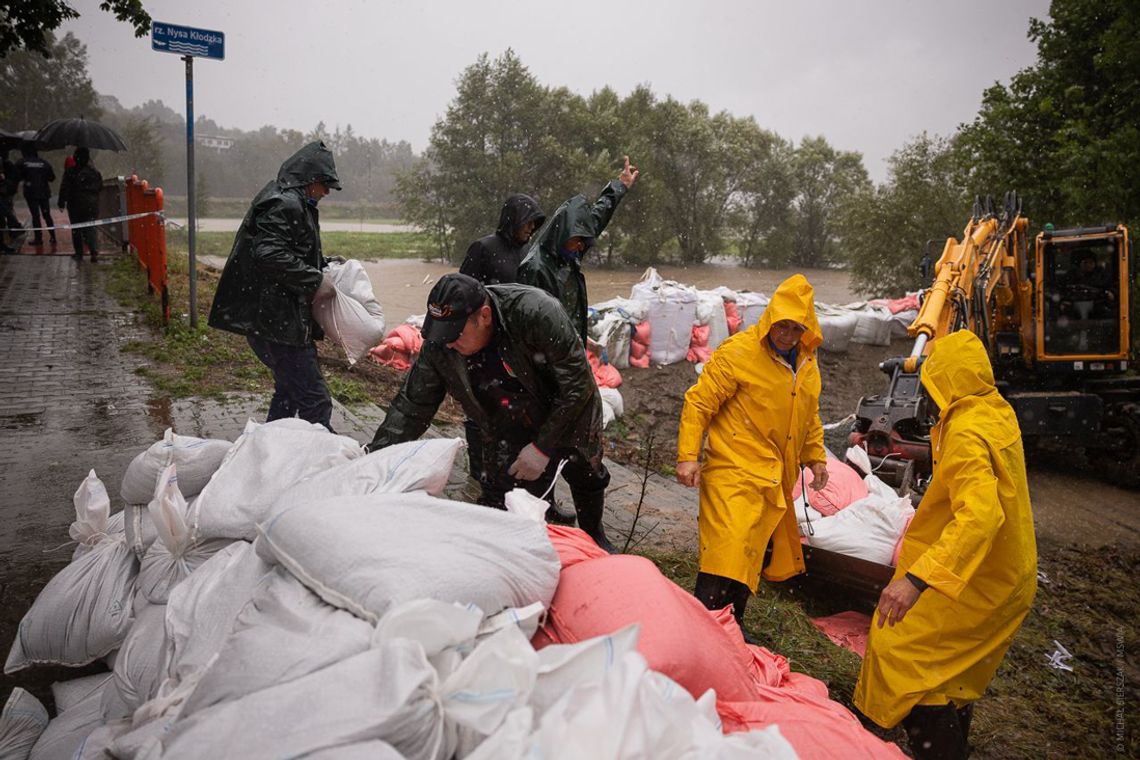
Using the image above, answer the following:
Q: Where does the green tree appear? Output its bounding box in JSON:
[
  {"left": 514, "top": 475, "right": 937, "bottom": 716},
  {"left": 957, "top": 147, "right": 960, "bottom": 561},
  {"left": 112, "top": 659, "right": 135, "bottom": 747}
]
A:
[
  {"left": 0, "top": 32, "right": 100, "bottom": 127},
  {"left": 836, "top": 133, "right": 969, "bottom": 296},
  {"left": 788, "top": 136, "right": 871, "bottom": 268},
  {"left": 956, "top": 0, "right": 1140, "bottom": 225},
  {"left": 0, "top": 0, "right": 149, "bottom": 58},
  {"left": 729, "top": 130, "right": 796, "bottom": 268}
]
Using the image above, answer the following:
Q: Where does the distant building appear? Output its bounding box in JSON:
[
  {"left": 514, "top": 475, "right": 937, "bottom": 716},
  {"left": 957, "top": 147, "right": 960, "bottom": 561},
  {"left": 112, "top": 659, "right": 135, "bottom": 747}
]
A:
[{"left": 197, "top": 135, "right": 234, "bottom": 151}]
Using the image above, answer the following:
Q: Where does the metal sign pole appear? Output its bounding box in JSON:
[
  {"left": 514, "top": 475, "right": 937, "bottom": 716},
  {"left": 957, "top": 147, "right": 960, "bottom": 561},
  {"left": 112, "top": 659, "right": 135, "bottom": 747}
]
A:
[{"left": 184, "top": 54, "right": 197, "bottom": 327}]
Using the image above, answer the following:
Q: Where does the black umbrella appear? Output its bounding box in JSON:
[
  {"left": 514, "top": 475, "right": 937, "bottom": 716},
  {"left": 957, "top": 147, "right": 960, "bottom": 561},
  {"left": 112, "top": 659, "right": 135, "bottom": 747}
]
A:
[
  {"left": 0, "top": 128, "right": 41, "bottom": 151},
  {"left": 34, "top": 117, "right": 128, "bottom": 152}
]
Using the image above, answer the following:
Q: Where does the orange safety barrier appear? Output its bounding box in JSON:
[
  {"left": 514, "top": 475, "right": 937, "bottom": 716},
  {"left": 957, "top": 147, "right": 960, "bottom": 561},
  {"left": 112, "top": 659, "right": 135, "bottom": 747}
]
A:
[{"left": 124, "top": 175, "right": 169, "bottom": 322}]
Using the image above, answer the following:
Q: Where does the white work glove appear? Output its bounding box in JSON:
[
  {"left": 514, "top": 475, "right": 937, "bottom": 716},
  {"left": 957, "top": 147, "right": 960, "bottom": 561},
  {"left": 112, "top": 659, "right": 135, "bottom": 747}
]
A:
[
  {"left": 314, "top": 271, "right": 337, "bottom": 301},
  {"left": 508, "top": 443, "right": 550, "bottom": 482}
]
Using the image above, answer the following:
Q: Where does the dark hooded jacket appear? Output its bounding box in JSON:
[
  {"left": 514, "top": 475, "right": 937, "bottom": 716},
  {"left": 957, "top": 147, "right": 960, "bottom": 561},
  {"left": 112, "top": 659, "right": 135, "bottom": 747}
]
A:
[
  {"left": 16, "top": 150, "right": 55, "bottom": 200},
  {"left": 517, "top": 180, "right": 627, "bottom": 342},
  {"left": 208, "top": 142, "right": 341, "bottom": 346},
  {"left": 459, "top": 194, "right": 545, "bottom": 285},
  {"left": 58, "top": 154, "right": 103, "bottom": 220},
  {"left": 367, "top": 284, "right": 604, "bottom": 459}
]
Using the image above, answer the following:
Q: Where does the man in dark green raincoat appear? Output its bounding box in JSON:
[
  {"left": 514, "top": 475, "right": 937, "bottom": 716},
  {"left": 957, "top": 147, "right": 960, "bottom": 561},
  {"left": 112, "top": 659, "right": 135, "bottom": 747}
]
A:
[
  {"left": 366, "top": 273, "right": 616, "bottom": 552},
  {"left": 517, "top": 156, "right": 638, "bottom": 344},
  {"left": 208, "top": 141, "right": 342, "bottom": 431}
]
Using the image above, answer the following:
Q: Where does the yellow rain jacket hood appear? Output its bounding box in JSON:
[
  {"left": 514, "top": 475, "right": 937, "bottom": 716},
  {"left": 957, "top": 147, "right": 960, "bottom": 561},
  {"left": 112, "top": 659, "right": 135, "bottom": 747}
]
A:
[
  {"left": 854, "top": 330, "right": 1037, "bottom": 728},
  {"left": 677, "top": 274, "right": 826, "bottom": 588}
]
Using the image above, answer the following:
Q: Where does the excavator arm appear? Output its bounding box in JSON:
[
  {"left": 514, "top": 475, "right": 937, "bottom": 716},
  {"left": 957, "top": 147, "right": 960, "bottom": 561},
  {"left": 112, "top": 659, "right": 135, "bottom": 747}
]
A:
[{"left": 849, "top": 193, "right": 1030, "bottom": 485}]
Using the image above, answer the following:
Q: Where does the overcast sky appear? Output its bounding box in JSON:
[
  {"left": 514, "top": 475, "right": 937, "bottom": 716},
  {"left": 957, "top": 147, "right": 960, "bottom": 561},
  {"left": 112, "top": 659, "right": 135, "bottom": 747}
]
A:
[{"left": 62, "top": 0, "right": 1050, "bottom": 183}]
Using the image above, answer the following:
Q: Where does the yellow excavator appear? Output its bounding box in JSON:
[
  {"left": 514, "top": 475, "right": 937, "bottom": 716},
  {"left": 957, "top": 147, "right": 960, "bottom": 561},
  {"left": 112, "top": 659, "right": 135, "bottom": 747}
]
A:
[{"left": 849, "top": 192, "right": 1136, "bottom": 490}]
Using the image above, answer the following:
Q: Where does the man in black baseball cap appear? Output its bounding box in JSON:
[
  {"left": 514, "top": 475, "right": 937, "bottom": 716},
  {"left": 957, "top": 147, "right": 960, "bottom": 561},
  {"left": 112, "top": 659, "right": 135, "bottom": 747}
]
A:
[
  {"left": 420, "top": 273, "right": 489, "bottom": 344},
  {"left": 366, "top": 273, "right": 616, "bottom": 552}
]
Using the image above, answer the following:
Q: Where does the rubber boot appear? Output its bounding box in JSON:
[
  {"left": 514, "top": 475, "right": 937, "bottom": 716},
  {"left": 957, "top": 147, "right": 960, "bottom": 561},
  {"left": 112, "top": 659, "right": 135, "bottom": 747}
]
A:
[
  {"left": 901, "top": 705, "right": 967, "bottom": 760},
  {"left": 693, "top": 573, "right": 759, "bottom": 645},
  {"left": 728, "top": 582, "right": 760, "bottom": 645},
  {"left": 957, "top": 703, "right": 974, "bottom": 754},
  {"left": 572, "top": 487, "right": 617, "bottom": 553}
]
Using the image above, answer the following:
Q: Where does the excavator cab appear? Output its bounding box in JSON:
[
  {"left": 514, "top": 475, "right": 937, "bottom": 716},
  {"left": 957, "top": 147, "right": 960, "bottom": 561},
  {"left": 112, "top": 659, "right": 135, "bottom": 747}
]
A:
[{"left": 1037, "top": 225, "right": 1130, "bottom": 362}]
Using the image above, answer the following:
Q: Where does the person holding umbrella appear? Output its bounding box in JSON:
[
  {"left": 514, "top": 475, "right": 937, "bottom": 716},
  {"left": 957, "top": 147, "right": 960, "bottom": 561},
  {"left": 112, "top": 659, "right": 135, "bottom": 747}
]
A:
[{"left": 57, "top": 148, "right": 103, "bottom": 261}]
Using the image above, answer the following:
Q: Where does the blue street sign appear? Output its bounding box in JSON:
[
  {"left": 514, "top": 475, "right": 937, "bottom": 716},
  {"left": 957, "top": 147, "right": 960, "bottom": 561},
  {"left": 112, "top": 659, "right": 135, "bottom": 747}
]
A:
[{"left": 151, "top": 21, "right": 225, "bottom": 61}]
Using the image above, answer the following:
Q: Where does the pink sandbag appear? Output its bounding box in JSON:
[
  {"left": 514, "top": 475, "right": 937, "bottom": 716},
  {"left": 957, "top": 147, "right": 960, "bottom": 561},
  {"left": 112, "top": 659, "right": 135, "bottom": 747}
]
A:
[
  {"left": 587, "top": 351, "right": 623, "bottom": 389},
  {"left": 724, "top": 301, "right": 743, "bottom": 334},
  {"left": 869, "top": 294, "right": 919, "bottom": 314},
  {"left": 633, "top": 320, "right": 651, "bottom": 346},
  {"left": 810, "top": 611, "right": 872, "bottom": 658},
  {"left": 545, "top": 525, "right": 609, "bottom": 569},
  {"left": 628, "top": 353, "right": 649, "bottom": 368},
  {"left": 368, "top": 324, "right": 423, "bottom": 371},
  {"left": 687, "top": 324, "right": 712, "bottom": 363},
  {"left": 791, "top": 452, "right": 869, "bottom": 516},
  {"left": 719, "top": 693, "right": 907, "bottom": 759},
  {"left": 532, "top": 554, "right": 783, "bottom": 702}
]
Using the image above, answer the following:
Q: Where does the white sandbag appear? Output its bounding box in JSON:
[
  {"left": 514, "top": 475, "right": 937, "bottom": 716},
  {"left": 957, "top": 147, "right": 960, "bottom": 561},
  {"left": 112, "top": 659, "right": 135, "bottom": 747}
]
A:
[
  {"left": 51, "top": 674, "right": 112, "bottom": 715},
  {"left": 29, "top": 674, "right": 111, "bottom": 760},
  {"left": 314, "top": 261, "right": 386, "bottom": 366},
  {"left": 5, "top": 533, "right": 137, "bottom": 673},
  {"left": 72, "top": 719, "right": 130, "bottom": 760},
  {"left": 599, "top": 387, "right": 624, "bottom": 429},
  {"left": 104, "top": 602, "right": 169, "bottom": 718},
  {"left": 590, "top": 310, "right": 635, "bottom": 370},
  {"left": 530, "top": 625, "right": 640, "bottom": 718},
  {"left": 630, "top": 268, "right": 699, "bottom": 365},
  {"left": 257, "top": 491, "right": 560, "bottom": 624},
  {"left": 816, "top": 305, "right": 860, "bottom": 353},
  {"left": 191, "top": 418, "right": 363, "bottom": 540},
  {"left": 442, "top": 625, "right": 538, "bottom": 748},
  {"left": 589, "top": 296, "right": 649, "bottom": 323},
  {"left": 0, "top": 688, "right": 49, "bottom": 760},
  {"left": 303, "top": 741, "right": 406, "bottom": 760},
  {"left": 137, "top": 465, "right": 234, "bottom": 605},
  {"left": 372, "top": 599, "right": 484, "bottom": 682},
  {"left": 275, "top": 438, "right": 464, "bottom": 515},
  {"left": 735, "top": 291, "right": 769, "bottom": 329},
  {"left": 470, "top": 650, "right": 798, "bottom": 760},
  {"left": 69, "top": 470, "right": 112, "bottom": 560},
  {"left": 327, "top": 259, "right": 385, "bottom": 321},
  {"left": 804, "top": 490, "right": 915, "bottom": 564},
  {"left": 123, "top": 501, "right": 159, "bottom": 561},
  {"left": 164, "top": 540, "right": 270, "bottom": 682},
  {"left": 121, "top": 429, "right": 232, "bottom": 505},
  {"left": 695, "top": 291, "right": 730, "bottom": 350},
  {"left": 159, "top": 641, "right": 449, "bottom": 760},
  {"left": 891, "top": 308, "right": 918, "bottom": 338},
  {"left": 181, "top": 568, "right": 373, "bottom": 717},
  {"left": 851, "top": 305, "right": 893, "bottom": 346}
]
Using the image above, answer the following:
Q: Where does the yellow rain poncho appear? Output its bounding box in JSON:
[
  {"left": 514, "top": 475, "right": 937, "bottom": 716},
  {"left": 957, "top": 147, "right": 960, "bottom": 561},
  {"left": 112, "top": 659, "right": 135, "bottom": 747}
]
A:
[
  {"left": 676, "top": 274, "right": 827, "bottom": 589},
  {"left": 854, "top": 330, "right": 1038, "bottom": 728}
]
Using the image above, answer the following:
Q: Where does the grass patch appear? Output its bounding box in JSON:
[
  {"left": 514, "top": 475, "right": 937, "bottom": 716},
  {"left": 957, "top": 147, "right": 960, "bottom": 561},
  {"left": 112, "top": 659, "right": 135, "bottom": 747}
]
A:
[{"left": 165, "top": 229, "right": 435, "bottom": 261}]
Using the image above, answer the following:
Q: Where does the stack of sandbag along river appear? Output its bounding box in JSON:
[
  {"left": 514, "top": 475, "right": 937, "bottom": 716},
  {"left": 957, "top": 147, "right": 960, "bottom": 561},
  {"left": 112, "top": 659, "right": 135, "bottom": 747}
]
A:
[{"left": 2, "top": 419, "right": 905, "bottom": 760}]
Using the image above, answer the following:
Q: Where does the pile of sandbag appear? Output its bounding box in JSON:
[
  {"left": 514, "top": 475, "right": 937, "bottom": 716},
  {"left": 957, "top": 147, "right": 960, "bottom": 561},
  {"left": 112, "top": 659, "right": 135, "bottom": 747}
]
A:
[
  {"left": 589, "top": 298, "right": 647, "bottom": 370},
  {"left": 539, "top": 518, "right": 906, "bottom": 759},
  {"left": 313, "top": 259, "right": 386, "bottom": 365},
  {"left": 630, "top": 268, "right": 698, "bottom": 366},
  {"left": 797, "top": 447, "right": 915, "bottom": 566}
]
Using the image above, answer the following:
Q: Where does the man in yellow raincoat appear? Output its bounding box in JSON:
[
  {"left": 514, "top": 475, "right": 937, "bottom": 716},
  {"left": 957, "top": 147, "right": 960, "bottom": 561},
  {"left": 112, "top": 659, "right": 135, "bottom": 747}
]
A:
[
  {"left": 854, "top": 330, "right": 1037, "bottom": 759},
  {"left": 676, "top": 274, "right": 829, "bottom": 642}
]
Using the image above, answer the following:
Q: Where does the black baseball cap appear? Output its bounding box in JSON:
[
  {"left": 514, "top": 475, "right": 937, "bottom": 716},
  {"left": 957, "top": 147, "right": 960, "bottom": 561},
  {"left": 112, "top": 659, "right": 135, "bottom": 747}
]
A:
[{"left": 422, "top": 273, "right": 487, "bottom": 344}]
